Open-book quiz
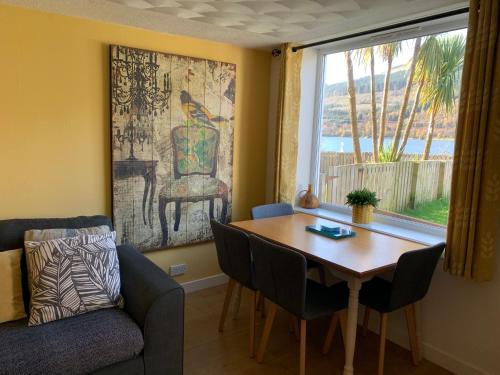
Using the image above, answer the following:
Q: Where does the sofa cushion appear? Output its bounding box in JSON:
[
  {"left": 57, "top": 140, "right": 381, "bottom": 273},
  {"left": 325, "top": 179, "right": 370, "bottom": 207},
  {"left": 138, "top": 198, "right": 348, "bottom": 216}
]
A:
[
  {"left": 0, "top": 308, "right": 144, "bottom": 375},
  {"left": 0, "top": 249, "right": 26, "bottom": 323},
  {"left": 25, "top": 232, "right": 122, "bottom": 326},
  {"left": 24, "top": 225, "right": 110, "bottom": 242},
  {"left": 24, "top": 225, "right": 111, "bottom": 295}
]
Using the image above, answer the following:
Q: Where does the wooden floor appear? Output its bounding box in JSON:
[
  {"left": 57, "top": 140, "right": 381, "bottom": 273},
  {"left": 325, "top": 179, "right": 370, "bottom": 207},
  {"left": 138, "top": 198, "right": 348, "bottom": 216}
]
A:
[{"left": 185, "top": 284, "right": 452, "bottom": 375}]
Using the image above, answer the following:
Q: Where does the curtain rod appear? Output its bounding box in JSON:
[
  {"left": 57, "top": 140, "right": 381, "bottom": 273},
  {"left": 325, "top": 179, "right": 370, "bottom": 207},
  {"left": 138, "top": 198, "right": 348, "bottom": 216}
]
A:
[{"left": 292, "top": 7, "right": 469, "bottom": 52}]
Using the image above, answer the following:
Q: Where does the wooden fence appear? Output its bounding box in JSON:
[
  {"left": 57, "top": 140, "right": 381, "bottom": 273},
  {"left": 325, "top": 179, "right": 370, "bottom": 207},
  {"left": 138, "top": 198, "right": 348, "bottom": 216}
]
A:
[
  {"left": 320, "top": 152, "right": 453, "bottom": 173},
  {"left": 318, "top": 159, "right": 453, "bottom": 212}
]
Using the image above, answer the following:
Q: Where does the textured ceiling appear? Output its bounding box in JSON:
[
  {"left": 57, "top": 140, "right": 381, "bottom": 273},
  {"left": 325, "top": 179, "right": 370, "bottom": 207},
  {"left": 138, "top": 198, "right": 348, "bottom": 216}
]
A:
[
  {"left": 0, "top": 0, "right": 468, "bottom": 48},
  {"left": 107, "top": 0, "right": 362, "bottom": 39}
]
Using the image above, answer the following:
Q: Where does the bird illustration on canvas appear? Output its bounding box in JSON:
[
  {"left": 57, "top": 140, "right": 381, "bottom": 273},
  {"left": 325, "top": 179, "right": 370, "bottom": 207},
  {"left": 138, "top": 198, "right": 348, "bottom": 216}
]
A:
[{"left": 180, "top": 90, "right": 227, "bottom": 127}]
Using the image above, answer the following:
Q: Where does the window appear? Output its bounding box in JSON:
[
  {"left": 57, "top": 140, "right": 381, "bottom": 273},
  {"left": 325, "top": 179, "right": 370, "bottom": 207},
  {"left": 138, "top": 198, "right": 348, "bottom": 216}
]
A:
[{"left": 312, "top": 25, "right": 467, "bottom": 227}]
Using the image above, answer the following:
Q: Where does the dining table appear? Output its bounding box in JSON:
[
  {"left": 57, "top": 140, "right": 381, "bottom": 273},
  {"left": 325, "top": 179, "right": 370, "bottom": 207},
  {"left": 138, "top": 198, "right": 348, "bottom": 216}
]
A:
[{"left": 230, "top": 212, "right": 425, "bottom": 375}]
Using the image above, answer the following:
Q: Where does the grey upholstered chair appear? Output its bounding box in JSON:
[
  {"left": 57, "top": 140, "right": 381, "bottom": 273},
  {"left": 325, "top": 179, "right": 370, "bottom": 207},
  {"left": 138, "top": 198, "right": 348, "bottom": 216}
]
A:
[
  {"left": 359, "top": 243, "right": 446, "bottom": 375},
  {"left": 251, "top": 203, "right": 294, "bottom": 219},
  {"left": 249, "top": 235, "right": 349, "bottom": 375},
  {"left": 210, "top": 219, "right": 257, "bottom": 357},
  {"left": 251, "top": 203, "right": 326, "bottom": 284}
]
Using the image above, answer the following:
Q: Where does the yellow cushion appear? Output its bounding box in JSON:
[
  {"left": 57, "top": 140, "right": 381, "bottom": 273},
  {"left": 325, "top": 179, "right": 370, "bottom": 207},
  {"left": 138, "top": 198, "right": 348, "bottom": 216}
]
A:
[{"left": 0, "top": 248, "right": 26, "bottom": 323}]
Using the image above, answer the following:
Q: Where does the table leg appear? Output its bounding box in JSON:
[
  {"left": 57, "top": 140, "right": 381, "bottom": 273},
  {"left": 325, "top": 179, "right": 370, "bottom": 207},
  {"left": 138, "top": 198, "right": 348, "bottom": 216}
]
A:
[
  {"left": 148, "top": 171, "right": 156, "bottom": 228},
  {"left": 343, "top": 277, "right": 362, "bottom": 375},
  {"left": 142, "top": 172, "right": 151, "bottom": 226}
]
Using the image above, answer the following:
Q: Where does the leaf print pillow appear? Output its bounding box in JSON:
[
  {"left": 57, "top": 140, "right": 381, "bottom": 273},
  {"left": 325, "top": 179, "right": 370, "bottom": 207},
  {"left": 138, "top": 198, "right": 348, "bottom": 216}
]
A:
[{"left": 25, "top": 232, "right": 122, "bottom": 326}]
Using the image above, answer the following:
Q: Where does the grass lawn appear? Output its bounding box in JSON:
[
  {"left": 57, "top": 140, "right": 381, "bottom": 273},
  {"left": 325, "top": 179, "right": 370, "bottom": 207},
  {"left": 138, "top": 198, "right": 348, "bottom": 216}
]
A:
[{"left": 401, "top": 198, "right": 449, "bottom": 225}]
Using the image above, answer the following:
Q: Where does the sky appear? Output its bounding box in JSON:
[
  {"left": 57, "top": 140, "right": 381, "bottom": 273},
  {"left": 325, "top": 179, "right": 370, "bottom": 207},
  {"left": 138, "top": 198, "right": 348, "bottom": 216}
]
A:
[{"left": 324, "top": 28, "right": 467, "bottom": 85}]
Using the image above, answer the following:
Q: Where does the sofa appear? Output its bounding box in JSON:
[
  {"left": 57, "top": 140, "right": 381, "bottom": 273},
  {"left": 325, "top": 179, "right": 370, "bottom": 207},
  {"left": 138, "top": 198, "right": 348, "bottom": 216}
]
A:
[{"left": 0, "top": 216, "right": 184, "bottom": 375}]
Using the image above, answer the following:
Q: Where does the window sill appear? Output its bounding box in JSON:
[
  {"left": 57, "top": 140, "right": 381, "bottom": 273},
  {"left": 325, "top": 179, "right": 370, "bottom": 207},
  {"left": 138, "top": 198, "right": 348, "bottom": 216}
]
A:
[{"left": 294, "top": 205, "right": 446, "bottom": 246}]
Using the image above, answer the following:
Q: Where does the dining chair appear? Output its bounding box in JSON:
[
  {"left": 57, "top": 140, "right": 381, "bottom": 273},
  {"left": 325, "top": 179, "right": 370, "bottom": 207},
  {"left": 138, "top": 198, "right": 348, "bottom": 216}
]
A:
[
  {"left": 210, "top": 219, "right": 257, "bottom": 357},
  {"left": 251, "top": 203, "right": 327, "bottom": 285},
  {"left": 251, "top": 202, "right": 295, "bottom": 219},
  {"left": 359, "top": 242, "right": 446, "bottom": 375},
  {"left": 249, "top": 234, "right": 349, "bottom": 375}
]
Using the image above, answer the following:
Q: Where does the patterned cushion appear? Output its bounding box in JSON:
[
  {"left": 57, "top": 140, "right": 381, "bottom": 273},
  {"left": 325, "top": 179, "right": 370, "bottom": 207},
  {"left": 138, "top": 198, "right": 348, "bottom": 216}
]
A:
[
  {"left": 24, "top": 225, "right": 110, "bottom": 242},
  {"left": 24, "top": 225, "right": 111, "bottom": 294},
  {"left": 0, "top": 248, "right": 26, "bottom": 323},
  {"left": 160, "top": 174, "right": 228, "bottom": 199},
  {"left": 172, "top": 125, "right": 218, "bottom": 175},
  {"left": 25, "top": 232, "right": 122, "bottom": 326}
]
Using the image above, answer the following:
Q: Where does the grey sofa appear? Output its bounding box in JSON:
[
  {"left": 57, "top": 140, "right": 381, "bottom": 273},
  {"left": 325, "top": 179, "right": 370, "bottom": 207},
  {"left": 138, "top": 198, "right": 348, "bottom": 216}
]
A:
[{"left": 0, "top": 216, "right": 184, "bottom": 375}]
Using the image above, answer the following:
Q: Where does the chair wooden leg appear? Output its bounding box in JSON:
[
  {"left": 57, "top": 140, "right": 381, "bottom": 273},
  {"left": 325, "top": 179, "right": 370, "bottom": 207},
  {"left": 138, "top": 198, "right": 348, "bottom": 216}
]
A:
[
  {"left": 339, "top": 310, "right": 347, "bottom": 348},
  {"left": 249, "top": 290, "right": 257, "bottom": 358},
  {"left": 158, "top": 196, "right": 169, "bottom": 246},
  {"left": 256, "top": 292, "right": 266, "bottom": 317},
  {"left": 300, "top": 319, "right": 307, "bottom": 375},
  {"left": 405, "top": 304, "right": 420, "bottom": 365},
  {"left": 378, "top": 313, "right": 388, "bottom": 375},
  {"left": 218, "top": 278, "right": 236, "bottom": 332},
  {"left": 174, "top": 201, "right": 181, "bottom": 231},
  {"left": 318, "top": 267, "right": 327, "bottom": 285},
  {"left": 322, "top": 313, "right": 339, "bottom": 354},
  {"left": 362, "top": 307, "right": 371, "bottom": 337},
  {"left": 233, "top": 283, "right": 243, "bottom": 319},
  {"left": 221, "top": 196, "right": 228, "bottom": 223},
  {"left": 209, "top": 198, "right": 214, "bottom": 219},
  {"left": 256, "top": 302, "right": 278, "bottom": 363},
  {"left": 292, "top": 316, "right": 300, "bottom": 342}
]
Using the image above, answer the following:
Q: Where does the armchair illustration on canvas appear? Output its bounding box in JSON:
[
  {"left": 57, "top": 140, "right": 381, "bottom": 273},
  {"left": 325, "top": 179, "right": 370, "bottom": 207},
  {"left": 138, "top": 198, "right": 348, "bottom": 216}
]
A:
[{"left": 158, "top": 125, "right": 229, "bottom": 247}]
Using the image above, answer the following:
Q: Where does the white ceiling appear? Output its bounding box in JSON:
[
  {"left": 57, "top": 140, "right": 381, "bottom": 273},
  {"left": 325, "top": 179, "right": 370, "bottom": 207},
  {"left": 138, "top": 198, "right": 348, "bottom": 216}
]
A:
[
  {"left": 1, "top": 0, "right": 467, "bottom": 49},
  {"left": 107, "top": 0, "right": 363, "bottom": 39}
]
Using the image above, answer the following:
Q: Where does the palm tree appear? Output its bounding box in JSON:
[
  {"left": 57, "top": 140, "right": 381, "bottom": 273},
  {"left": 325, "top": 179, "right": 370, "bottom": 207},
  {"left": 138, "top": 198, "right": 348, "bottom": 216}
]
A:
[
  {"left": 390, "top": 37, "right": 421, "bottom": 160},
  {"left": 354, "top": 47, "right": 379, "bottom": 162},
  {"left": 421, "top": 35, "right": 465, "bottom": 160},
  {"left": 345, "top": 50, "right": 362, "bottom": 163},
  {"left": 396, "top": 36, "right": 441, "bottom": 160},
  {"left": 396, "top": 77, "right": 424, "bottom": 161},
  {"left": 377, "top": 42, "right": 402, "bottom": 153}
]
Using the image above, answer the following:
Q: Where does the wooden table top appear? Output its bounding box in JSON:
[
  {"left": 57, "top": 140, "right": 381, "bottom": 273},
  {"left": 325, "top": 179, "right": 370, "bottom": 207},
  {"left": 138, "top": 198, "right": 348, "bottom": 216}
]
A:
[{"left": 230, "top": 213, "right": 425, "bottom": 278}]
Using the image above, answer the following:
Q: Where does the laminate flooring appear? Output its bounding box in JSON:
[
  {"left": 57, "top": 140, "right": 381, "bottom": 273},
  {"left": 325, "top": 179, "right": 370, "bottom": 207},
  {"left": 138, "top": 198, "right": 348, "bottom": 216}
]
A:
[{"left": 184, "top": 284, "right": 452, "bottom": 375}]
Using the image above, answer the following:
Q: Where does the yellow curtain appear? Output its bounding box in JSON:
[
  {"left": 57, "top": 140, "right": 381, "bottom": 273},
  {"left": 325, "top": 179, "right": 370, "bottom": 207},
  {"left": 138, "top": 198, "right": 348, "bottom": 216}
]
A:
[
  {"left": 273, "top": 44, "right": 303, "bottom": 203},
  {"left": 444, "top": 0, "right": 500, "bottom": 281}
]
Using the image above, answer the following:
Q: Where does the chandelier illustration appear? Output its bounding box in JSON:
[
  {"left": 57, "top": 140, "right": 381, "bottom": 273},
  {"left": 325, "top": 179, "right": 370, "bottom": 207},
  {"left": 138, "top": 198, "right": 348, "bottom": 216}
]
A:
[{"left": 111, "top": 46, "right": 172, "bottom": 160}]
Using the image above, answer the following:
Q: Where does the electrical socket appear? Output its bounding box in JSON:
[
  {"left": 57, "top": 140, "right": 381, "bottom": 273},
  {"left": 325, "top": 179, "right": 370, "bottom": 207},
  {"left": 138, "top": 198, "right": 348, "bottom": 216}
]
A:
[{"left": 169, "top": 263, "right": 188, "bottom": 277}]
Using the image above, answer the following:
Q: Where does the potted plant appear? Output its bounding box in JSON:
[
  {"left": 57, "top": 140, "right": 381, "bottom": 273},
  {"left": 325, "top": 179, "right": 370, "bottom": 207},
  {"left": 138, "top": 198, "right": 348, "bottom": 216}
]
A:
[{"left": 345, "top": 188, "right": 379, "bottom": 224}]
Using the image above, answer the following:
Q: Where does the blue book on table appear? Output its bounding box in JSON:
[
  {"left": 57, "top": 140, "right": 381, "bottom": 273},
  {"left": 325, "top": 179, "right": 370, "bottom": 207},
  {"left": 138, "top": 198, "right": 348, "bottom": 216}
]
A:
[{"left": 305, "top": 225, "right": 356, "bottom": 240}]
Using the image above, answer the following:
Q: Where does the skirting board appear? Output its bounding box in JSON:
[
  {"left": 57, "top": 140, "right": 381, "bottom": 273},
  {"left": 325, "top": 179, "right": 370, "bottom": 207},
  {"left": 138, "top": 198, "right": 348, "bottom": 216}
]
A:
[
  {"left": 364, "top": 324, "right": 490, "bottom": 375},
  {"left": 181, "top": 273, "right": 229, "bottom": 294}
]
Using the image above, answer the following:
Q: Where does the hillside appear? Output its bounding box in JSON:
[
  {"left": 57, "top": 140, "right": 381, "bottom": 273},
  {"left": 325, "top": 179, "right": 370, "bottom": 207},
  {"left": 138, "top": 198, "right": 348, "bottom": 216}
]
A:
[{"left": 322, "top": 69, "right": 459, "bottom": 140}]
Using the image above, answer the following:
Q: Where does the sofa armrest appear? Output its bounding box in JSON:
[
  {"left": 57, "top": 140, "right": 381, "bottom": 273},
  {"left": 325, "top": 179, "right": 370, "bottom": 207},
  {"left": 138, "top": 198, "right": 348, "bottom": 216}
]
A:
[{"left": 117, "top": 244, "right": 184, "bottom": 375}]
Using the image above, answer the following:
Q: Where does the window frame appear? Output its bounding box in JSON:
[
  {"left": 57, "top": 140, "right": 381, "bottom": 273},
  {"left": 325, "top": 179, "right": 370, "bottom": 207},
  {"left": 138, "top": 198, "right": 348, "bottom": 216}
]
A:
[{"left": 308, "top": 13, "right": 468, "bottom": 237}]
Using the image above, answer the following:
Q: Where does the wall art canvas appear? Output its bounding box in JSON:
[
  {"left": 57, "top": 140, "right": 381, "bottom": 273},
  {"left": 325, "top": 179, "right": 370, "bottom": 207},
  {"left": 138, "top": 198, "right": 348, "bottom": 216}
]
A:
[{"left": 111, "top": 45, "right": 235, "bottom": 252}]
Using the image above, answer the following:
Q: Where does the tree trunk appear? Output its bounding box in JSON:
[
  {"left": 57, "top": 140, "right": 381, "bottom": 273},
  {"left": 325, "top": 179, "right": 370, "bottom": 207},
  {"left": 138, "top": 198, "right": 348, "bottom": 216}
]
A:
[
  {"left": 397, "top": 78, "right": 424, "bottom": 160},
  {"left": 378, "top": 54, "right": 393, "bottom": 153},
  {"left": 345, "top": 51, "right": 362, "bottom": 163},
  {"left": 422, "top": 110, "right": 436, "bottom": 160},
  {"left": 369, "top": 48, "right": 379, "bottom": 162},
  {"left": 391, "top": 37, "right": 422, "bottom": 161}
]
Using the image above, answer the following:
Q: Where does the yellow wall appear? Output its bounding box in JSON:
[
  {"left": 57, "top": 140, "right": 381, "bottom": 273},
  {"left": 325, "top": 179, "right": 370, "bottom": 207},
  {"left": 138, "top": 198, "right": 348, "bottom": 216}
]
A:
[{"left": 0, "top": 5, "right": 271, "bottom": 282}]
